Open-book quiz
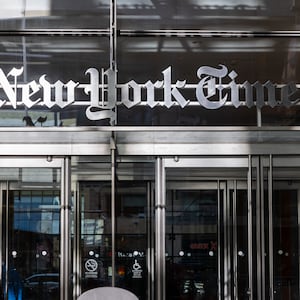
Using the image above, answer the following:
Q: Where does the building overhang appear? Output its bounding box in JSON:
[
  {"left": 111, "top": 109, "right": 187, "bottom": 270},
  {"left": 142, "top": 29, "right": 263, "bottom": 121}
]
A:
[{"left": 0, "top": 126, "right": 299, "bottom": 156}]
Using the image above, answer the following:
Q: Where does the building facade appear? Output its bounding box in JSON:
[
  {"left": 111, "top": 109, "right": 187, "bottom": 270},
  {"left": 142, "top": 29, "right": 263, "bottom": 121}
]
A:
[{"left": 1, "top": 0, "right": 300, "bottom": 299}]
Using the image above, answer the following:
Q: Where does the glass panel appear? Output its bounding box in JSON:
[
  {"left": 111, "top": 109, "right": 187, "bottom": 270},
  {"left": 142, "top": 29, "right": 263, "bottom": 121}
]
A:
[
  {"left": 2, "top": 0, "right": 299, "bottom": 31},
  {"left": 117, "top": 0, "right": 300, "bottom": 31},
  {"left": 71, "top": 156, "right": 112, "bottom": 294},
  {"left": 236, "top": 188, "right": 250, "bottom": 299},
  {"left": 73, "top": 157, "right": 154, "bottom": 299},
  {"left": 165, "top": 165, "right": 250, "bottom": 300},
  {"left": 1, "top": 34, "right": 300, "bottom": 126},
  {"left": 0, "top": 0, "right": 110, "bottom": 29},
  {"left": 115, "top": 160, "right": 154, "bottom": 300},
  {"left": 0, "top": 36, "right": 110, "bottom": 127},
  {"left": 165, "top": 181, "right": 219, "bottom": 300},
  {"left": 2, "top": 167, "right": 61, "bottom": 300},
  {"left": 115, "top": 182, "right": 148, "bottom": 299},
  {"left": 79, "top": 181, "right": 111, "bottom": 293},
  {"left": 117, "top": 36, "right": 300, "bottom": 126},
  {"left": 272, "top": 182, "right": 299, "bottom": 300}
]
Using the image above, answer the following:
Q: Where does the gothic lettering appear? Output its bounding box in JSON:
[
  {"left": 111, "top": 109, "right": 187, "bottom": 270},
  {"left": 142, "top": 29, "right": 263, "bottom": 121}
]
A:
[
  {"left": 22, "top": 80, "right": 41, "bottom": 108},
  {"left": 84, "top": 68, "right": 116, "bottom": 124},
  {"left": 0, "top": 67, "right": 23, "bottom": 108},
  {"left": 0, "top": 65, "right": 298, "bottom": 122},
  {"left": 162, "top": 66, "right": 189, "bottom": 108},
  {"left": 196, "top": 64, "right": 229, "bottom": 109}
]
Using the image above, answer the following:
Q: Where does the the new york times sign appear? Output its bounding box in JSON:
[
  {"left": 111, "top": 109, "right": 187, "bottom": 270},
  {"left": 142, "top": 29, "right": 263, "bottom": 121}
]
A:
[{"left": 0, "top": 64, "right": 298, "bottom": 124}]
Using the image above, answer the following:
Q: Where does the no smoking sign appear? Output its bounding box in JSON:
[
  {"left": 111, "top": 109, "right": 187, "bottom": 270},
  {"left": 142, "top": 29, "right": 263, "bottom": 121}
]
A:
[{"left": 85, "top": 259, "right": 98, "bottom": 278}]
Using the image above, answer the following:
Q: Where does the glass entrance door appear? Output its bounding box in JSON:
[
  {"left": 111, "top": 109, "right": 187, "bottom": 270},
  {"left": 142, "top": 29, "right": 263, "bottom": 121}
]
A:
[
  {"left": 157, "top": 156, "right": 300, "bottom": 300},
  {"left": 155, "top": 157, "right": 251, "bottom": 300},
  {"left": 165, "top": 184, "right": 219, "bottom": 299},
  {"left": 0, "top": 158, "right": 68, "bottom": 300},
  {"left": 163, "top": 164, "right": 250, "bottom": 300},
  {"left": 264, "top": 156, "right": 300, "bottom": 300}
]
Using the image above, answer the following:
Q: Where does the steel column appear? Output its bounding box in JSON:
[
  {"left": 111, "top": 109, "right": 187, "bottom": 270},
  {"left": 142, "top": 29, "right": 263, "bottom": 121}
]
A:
[
  {"left": 155, "top": 158, "right": 166, "bottom": 300},
  {"left": 60, "top": 157, "right": 71, "bottom": 300},
  {"left": 268, "top": 155, "right": 274, "bottom": 300},
  {"left": 248, "top": 156, "right": 253, "bottom": 300}
]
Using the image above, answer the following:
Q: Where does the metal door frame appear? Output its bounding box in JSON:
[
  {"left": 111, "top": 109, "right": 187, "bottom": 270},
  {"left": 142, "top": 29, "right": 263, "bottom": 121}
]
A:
[
  {"left": 0, "top": 157, "right": 71, "bottom": 300},
  {"left": 155, "top": 155, "right": 300, "bottom": 300},
  {"left": 261, "top": 155, "right": 300, "bottom": 300},
  {"left": 155, "top": 156, "right": 251, "bottom": 300}
]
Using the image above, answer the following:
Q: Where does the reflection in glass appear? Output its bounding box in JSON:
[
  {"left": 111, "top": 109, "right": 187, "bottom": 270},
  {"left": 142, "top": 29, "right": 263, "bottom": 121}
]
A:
[
  {"left": 115, "top": 182, "right": 148, "bottom": 300},
  {"left": 166, "top": 189, "right": 218, "bottom": 300},
  {"left": 117, "top": 36, "right": 300, "bottom": 127},
  {"left": 0, "top": 36, "right": 110, "bottom": 127},
  {"left": 1, "top": 168, "right": 61, "bottom": 300},
  {"left": 0, "top": 0, "right": 110, "bottom": 29},
  {"left": 79, "top": 182, "right": 112, "bottom": 293},
  {"left": 235, "top": 190, "right": 250, "bottom": 299},
  {"left": 273, "top": 188, "right": 299, "bottom": 300},
  {"left": 117, "top": 0, "right": 300, "bottom": 31}
]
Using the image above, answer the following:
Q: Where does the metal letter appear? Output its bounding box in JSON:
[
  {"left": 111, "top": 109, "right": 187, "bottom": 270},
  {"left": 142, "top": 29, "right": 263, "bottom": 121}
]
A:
[
  {"left": 162, "top": 67, "right": 189, "bottom": 108},
  {"left": 242, "top": 81, "right": 255, "bottom": 108},
  {"left": 39, "top": 75, "right": 53, "bottom": 108},
  {"left": 22, "top": 80, "right": 41, "bottom": 108},
  {"left": 145, "top": 80, "right": 163, "bottom": 108},
  {"left": 196, "top": 64, "right": 228, "bottom": 109},
  {"left": 228, "top": 70, "right": 241, "bottom": 108},
  {"left": 264, "top": 81, "right": 278, "bottom": 108},
  {"left": 0, "top": 67, "right": 23, "bottom": 108},
  {"left": 85, "top": 68, "right": 116, "bottom": 124},
  {"left": 121, "top": 80, "right": 141, "bottom": 108},
  {"left": 281, "top": 82, "right": 299, "bottom": 107},
  {"left": 53, "top": 80, "right": 78, "bottom": 108}
]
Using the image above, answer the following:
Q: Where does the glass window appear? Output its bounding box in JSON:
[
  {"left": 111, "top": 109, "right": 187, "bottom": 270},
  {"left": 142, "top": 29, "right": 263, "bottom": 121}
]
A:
[
  {"left": 0, "top": 0, "right": 110, "bottom": 29},
  {"left": 166, "top": 187, "right": 218, "bottom": 300},
  {"left": 79, "top": 181, "right": 112, "bottom": 291},
  {"left": 71, "top": 156, "right": 112, "bottom": 293},
  {"left": 0, "top": 2, "right": 299, "bottom": 127},
  {"left": 116, "top": 36, "right": 300, "bottom": 126},
  {"left": 117, "top": 0, "right": 300, "bottom": 31},
  {"left": 0, "top": 36, "right": 110, "bottom": 126},
  {"left": 2, "top": 167, "right": 61, "bottom": 300},
  {"left": 115, "top": 160, "right": 154, "bottom": 300}
]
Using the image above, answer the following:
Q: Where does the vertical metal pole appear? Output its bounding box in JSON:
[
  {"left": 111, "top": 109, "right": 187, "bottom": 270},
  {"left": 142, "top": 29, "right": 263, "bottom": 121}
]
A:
[
  {"left": 60, "top": 158, "right": 71, "bottom": 300},
  {"left": 60, "top": 160, "right": 65, "bottom": 300},
  {"left": 256, "top": 157, "right": 262, "bottom": 300},
  {"left": 248, "top": 156, "right": 253, "bottom": 300},
  {"left": 5, "top": 182, "right": 9, "bottom": 300},
  {"left": 233, "top": 180, "right": 238, "bottom": 300},
  {"left": 111, "top": 136, "right": 116, "bottom": 286},
  {"left": 110, "top": 0, "right": 117, "bottom": 125},
  {"left": 73, "top": 181, "right": 81, "bottom": 298},
  {"left": 228, "top": 181, "right": 232, "bottom": 299},
  {"left": 65, "top": 158, "right": 71, "bottom": 300},
  {"left": 147, "top": 182, "right": 154, "bottom": 300},
  {"left": 268, "top": 155, "right": 274, "bottom": 300},
  {"left": 2, "top": 182, "right": 9, "bottom": 300},
  {"left": 151, "top": 183, "right": 155, "bottom": 300},
  {"left": 155, "top": 158, "right": 165, "bottom": 300},
  {"left": 298, "top": 170, "right": 300, "bottom": 300},
  {"left": 0, "top": 183, "right": 3, "bottom": 298},
  {"left": 110, "top": 0, "right": 117, "bottom": 70},
  {"left": 224, "top": 181, "right": 230, "bottom": 299},
  {"left": 217, "top": 180, "right": 222, "bottom": 300},
  {"left": 260, "top": 158, "right": 265, "bottom": 300},
  {"left": 298, "top": 179, "right": 300, "bottom": 300},
  {"left": 110, "top": 6, "right": 117, "bottom": 284},
  {"left": 22, "top": 0, "right": 29, "bottom": 120}
]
